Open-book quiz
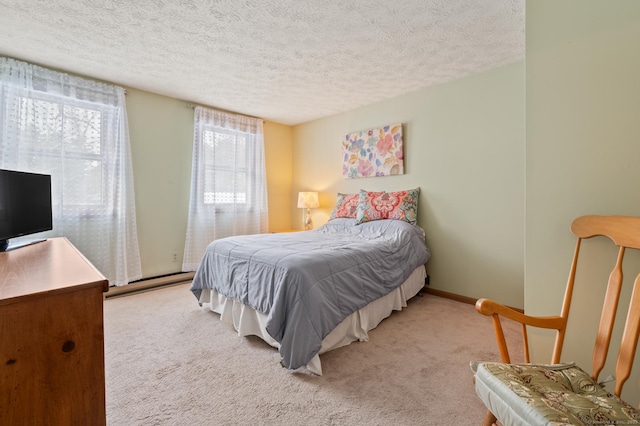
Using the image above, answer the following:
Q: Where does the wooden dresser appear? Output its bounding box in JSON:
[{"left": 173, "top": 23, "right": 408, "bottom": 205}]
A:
[{"left": 0, "top": 237, "right": 109, "bottom": 425}]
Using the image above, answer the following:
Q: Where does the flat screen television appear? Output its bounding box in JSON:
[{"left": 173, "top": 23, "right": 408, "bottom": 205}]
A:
[{"left": 0, "top": 169, "right": 53, "bottom": 252}]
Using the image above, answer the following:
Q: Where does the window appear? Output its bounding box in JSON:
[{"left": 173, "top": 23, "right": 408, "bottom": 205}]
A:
[
  {"left": 0, "top": 57, "right": 142, "bottom": 286},
  {"left": 12, "top": 95, "right": 109, "bottom": 209},
  {"left": 182, "top": 107, "right": 268, "bottom": 271},
  {"left": 202, "top": 128, "right": 249, "bottom": 205}
]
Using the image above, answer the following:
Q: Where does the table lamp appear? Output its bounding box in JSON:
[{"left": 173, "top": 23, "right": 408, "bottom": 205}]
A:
[{"left": 297, "top": 192, "right": 319, "bottom": 230}]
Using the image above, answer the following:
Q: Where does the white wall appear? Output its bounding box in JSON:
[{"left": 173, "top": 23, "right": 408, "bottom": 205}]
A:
[
  {"left": 526, "top": 0, "right": 640, "bottom": 405},
  {"left": 293, "top": 62, "right": 525, "bottom": 308}
]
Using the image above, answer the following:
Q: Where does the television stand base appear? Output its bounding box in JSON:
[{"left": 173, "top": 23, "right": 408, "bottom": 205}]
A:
[{"left": 0, "top": 238, "right": 47, "bottom": 252}]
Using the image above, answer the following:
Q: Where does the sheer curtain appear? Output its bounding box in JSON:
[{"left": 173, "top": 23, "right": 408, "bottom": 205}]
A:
[
  {"left": 0, "top": 57, "right": 142, "bottom": 286},
  {"left": 182, "top": 107, "right": 268, "bottom": 271}
]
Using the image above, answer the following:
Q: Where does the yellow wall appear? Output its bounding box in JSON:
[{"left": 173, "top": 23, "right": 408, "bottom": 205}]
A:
[
  {"left": 126, "top": 88, "right": 293, "bottom": 279},
  {"left": 264, "top": 121, "right": 293, "bottom": 232},
  {"left": 292, "top": 62, "right": 525, "bottom": 308},
  {"left": 526, "top": 0, "right": 640, "bottom": 404}
]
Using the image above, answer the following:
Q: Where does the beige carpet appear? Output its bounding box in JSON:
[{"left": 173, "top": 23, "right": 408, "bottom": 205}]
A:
[{"left": 104, "top": 283, "right": 523, "bottom": 425}]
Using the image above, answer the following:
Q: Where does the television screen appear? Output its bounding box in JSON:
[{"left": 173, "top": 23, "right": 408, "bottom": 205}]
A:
[{"left": 0, "top": 169, "right": 52, "bottom": 251}]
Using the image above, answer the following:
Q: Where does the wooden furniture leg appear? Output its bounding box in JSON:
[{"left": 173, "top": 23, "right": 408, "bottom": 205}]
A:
[{"left": 482, "top": 410, "right": 497, "bottom": 426}]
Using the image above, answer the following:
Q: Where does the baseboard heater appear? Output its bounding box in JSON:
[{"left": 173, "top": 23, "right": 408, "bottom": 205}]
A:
[{"left": 105, "top": 272, "right": 195, "bottom": 299}]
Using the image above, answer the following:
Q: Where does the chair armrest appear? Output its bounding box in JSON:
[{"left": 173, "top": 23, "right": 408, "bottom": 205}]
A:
[
  {"left": 475, "top": 298, "right": 565, "bottom": 363},
  {"left": 475, "top": 298, "right": 564, "bottom": 330}
]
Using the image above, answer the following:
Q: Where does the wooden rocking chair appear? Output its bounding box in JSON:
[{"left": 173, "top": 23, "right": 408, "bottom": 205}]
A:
[{"left": 471, "top": 215, "right": 640, "bottom": 426}]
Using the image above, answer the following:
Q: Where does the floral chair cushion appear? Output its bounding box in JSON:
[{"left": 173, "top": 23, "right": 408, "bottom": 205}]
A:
[{"left": 472, "top": 361, "right": 640, "bottom": 426}]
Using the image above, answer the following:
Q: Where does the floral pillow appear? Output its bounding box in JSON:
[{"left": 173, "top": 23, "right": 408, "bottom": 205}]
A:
[
  {"left": 330, "top": 193, "right": 360, "bottom": 219},
  {"left": 355, "top": 188, "right": 419, "bottom": 225}
]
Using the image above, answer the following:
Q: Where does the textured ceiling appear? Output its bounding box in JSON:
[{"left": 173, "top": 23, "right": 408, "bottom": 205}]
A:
[{"left": 0, "top": 0, "right": 524, "bottom": 126}]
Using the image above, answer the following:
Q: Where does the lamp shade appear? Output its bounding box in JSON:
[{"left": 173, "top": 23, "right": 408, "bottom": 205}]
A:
[{"left": 297, "top": 192, "right": 319, "bottom": 209}]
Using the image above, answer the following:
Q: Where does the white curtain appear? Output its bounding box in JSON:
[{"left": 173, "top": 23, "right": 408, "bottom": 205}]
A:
[
  {"left": 182, "top": 107, "right": 268, "bottom": 271},
  {"left": 0, "top": 57, "right": 142, "bottom": 286}
]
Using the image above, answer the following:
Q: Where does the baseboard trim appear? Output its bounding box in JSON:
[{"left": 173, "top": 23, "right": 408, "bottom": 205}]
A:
[
  {"left": 423, "top": 287, "right": 477, "bottom": 305},
  {"left": 105, "top": 272, "right": 195, "bottom": 299},
  {"left": 106, "top": 276, "right": 526, "bottom": 314},
  {"left": 423, "top": 287, "right": 524, "bottom": 314}
]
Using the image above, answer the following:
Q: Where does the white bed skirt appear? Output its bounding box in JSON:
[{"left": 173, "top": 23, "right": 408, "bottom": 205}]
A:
[{"left": 198, "top": 265, "right": 426, "bottom": 375}]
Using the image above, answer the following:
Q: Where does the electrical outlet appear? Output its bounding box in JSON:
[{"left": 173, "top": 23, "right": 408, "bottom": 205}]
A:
[{"left": 172, "top": 252, "right": 178, "bottom": 262}]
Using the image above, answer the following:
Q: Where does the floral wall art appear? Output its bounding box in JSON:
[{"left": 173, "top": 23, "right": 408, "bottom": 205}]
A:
[{"left": 342, "top": 123, "right": 404, "bottom": 179}]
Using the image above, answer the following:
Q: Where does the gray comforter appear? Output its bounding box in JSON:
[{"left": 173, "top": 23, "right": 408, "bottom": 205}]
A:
[{"left": 190, "top": 218, "right": 430, "bottom": 370}]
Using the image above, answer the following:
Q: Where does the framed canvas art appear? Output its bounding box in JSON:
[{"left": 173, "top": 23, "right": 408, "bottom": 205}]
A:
[{"left": 342, "top": 123, "right": 403, "bottom": 179}]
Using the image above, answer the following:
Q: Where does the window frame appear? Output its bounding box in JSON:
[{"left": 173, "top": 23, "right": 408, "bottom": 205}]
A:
[
  {"left": 199, "top": 126, "right": 258, "bottom": 213},
  {"left": 8, "top": 91, "right": 111, "bottom": 213}
]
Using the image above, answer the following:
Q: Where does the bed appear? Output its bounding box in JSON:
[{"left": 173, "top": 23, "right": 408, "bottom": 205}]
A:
[{"left": 190, "top": 216, "right": 430, "bottom": 375}]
